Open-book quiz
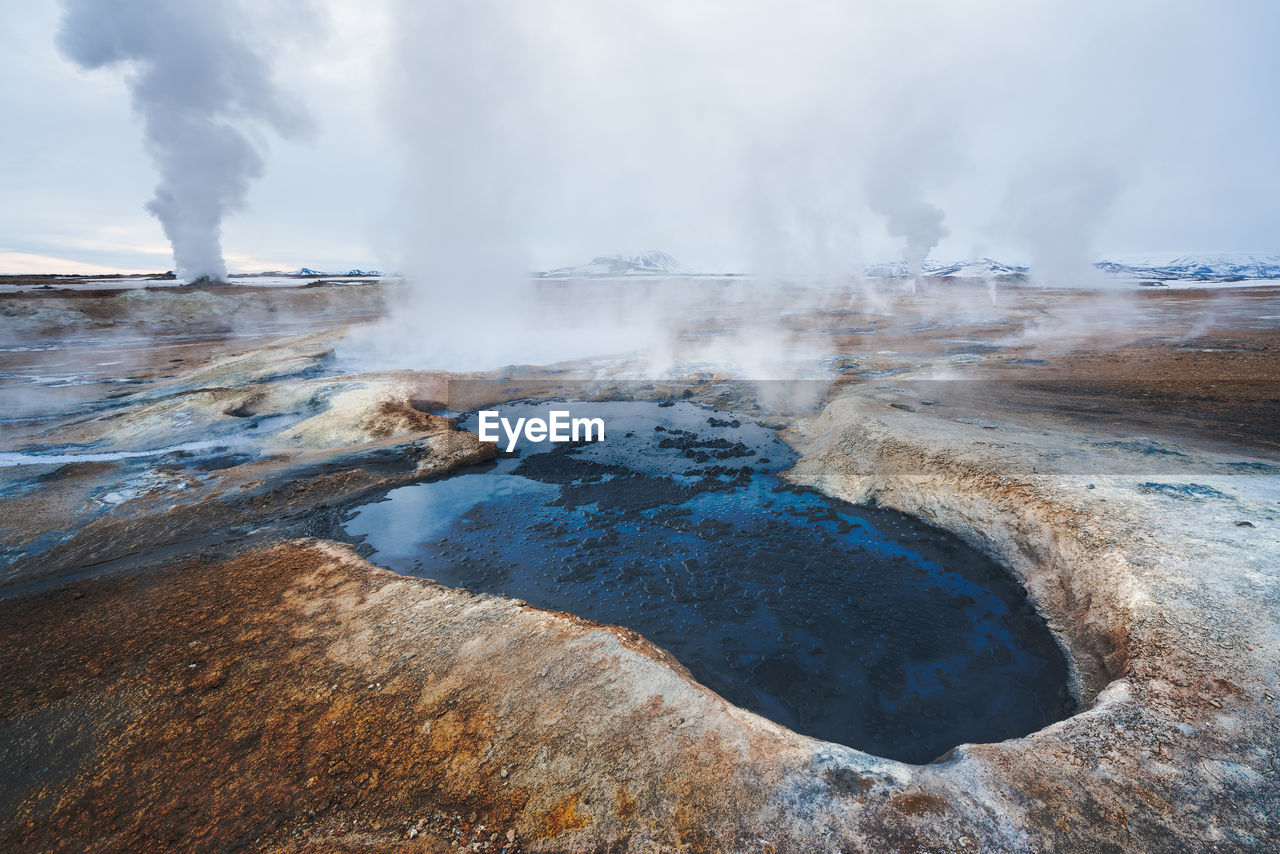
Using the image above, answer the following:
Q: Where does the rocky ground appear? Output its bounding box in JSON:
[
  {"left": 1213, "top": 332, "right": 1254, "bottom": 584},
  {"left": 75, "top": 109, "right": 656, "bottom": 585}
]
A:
[{"left": 1, "top": 277, "right": 1277, "bottom": 851}]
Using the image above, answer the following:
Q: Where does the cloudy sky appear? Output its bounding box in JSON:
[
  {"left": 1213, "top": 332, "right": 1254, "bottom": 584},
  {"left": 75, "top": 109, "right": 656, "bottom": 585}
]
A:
[{"left": 2, "top": 0, "right": 1278, "bottom": 276}]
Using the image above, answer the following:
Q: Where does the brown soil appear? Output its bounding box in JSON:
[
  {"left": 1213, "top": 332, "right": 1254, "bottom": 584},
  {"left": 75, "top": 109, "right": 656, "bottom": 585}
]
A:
[{"left": 0, "top": 543, "right": 526, "bottom": 852}]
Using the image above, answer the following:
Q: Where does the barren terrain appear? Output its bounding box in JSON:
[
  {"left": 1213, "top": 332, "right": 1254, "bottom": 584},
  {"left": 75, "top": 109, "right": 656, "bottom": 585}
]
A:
[{"left": 2, "top": 276, "right": 1277, "bottom": 851}]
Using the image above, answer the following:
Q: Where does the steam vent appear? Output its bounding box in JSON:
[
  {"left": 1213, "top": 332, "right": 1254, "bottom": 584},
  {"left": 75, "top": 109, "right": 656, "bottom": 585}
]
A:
[{"left": 5, "top": 2, "right": 1280, "bottom": 852}]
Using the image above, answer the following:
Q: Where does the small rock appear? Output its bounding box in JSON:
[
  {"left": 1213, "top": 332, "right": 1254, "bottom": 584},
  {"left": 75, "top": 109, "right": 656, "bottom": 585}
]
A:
[
  {"left": 409, "top": 828, "right": 419, "bottom": 839},
  {"left": 507, "top": 829, "right": 516, "bottom": 842}
]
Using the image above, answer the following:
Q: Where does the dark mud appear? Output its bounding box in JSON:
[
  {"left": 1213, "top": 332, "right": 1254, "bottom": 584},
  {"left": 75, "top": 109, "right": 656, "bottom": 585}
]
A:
[{"left": 344, "top": 400, "right": 1072, "bottom": 763}]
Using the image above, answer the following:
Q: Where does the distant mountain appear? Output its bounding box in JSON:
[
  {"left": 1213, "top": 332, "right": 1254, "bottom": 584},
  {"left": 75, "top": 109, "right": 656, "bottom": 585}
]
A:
[
  {"left": 1093, "top": 254, "right": 1280, "bottom": 281},
  {"left": 865, "top": 258, "right": 1029, "bottom": 280},
  {"left": 535, "top": 251, "right": 1280, "bottom": 282},
  {"left": 538, "top": 251, "right": 692, "bottom": 278},
  {"left": 864, "top": 254, "right": 1280, "bottom": 282},
  {"left": 288, "top": 267, "right": 382, "bottom": 277}
]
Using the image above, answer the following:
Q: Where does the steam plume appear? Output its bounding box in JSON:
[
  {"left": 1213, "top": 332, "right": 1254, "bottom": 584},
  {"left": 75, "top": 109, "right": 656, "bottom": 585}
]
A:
[{"left": 57, "top": 0, "right": 310, "bottom": 281}]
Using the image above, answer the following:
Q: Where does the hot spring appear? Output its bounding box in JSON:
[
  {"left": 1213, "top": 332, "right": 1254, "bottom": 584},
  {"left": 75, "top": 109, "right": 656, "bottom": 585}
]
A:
[{"left": 343, "top": 400, "right": 1071, "bottom": 763}]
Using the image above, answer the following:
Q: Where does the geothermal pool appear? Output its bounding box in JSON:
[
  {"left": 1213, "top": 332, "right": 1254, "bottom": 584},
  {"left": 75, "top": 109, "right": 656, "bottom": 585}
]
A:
[{"left": 344, "top": 400, "right": 1071, "bottom": 763}]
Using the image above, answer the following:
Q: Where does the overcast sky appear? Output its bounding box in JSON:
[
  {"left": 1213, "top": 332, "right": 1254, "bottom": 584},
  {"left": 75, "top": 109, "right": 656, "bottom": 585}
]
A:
[{"left": 2, "top": 0, "right": 1278, "bottom": 275}]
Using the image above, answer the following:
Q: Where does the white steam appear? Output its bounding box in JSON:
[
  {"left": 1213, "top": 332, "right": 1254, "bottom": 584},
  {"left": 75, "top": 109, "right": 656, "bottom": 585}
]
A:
[
  {"left": 377, "top": 0, "right": 1204, "bottom": 282},
  {"left": 352, "top": 0, "right": 1233, "bottom": 375},
  {"left": 57, "top": 0, "right": 312, "bottom": 281}
]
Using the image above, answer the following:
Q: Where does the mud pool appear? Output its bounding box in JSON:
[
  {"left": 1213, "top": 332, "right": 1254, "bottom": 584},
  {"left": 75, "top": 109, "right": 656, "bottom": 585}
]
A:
[{"left": 344, "top": 400, "right": 1071, "bottom": 763}]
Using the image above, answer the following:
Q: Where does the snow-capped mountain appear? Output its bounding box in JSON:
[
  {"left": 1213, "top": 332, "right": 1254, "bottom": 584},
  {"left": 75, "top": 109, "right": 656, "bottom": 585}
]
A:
[
  {"left": 533, "top": 251, "right": 1279, "bottom": 283},
  {"left": 290, "top": 267, "right": 382, "bottom": 277},
  {"left": 538, "top": 251, "right": 692, "bottom": 278},
  {"left": 1093, "top": 254, "right": 1280, "bottom": 281},
  {"left": 864, "top": 254, "right": 1280, "bottom": 282},
  {"left": 256, "top": 267, "right": 383, "bottom": 277},
  {"left": 864, "top": 258, "right": 1029, "bottom": 279}
]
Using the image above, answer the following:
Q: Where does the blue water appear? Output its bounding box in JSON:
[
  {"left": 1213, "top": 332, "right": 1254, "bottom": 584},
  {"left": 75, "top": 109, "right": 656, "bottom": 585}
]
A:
[{"left": 344, "top": 400, "right": 1070, "bottom": 763}]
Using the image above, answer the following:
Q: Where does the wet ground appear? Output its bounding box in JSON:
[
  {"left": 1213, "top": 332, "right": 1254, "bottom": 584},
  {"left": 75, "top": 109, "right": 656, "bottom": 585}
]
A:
[
  {"left": 345, "top": 400, "right": 1070, "bottom": 763},
  {"left": 1, "top": 277, "right": 1278, "bottom": 851},
  {"left": 0, "top": 275, "right": 382, "bottom": 426}
]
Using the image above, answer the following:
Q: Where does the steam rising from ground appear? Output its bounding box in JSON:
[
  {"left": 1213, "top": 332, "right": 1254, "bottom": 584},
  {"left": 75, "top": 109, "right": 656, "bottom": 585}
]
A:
[
  {"left": 348, "top": 0, "right": 1264, "bottom": 375},
  {"left": 57, "top": 0, "right": 311, "bottom": 282},
  {"left": 379, "top": 0, "right": 1250, "bottom": 277},
  {"left": 49, "top": 1, "right": 1270, "bottom": 376}
]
